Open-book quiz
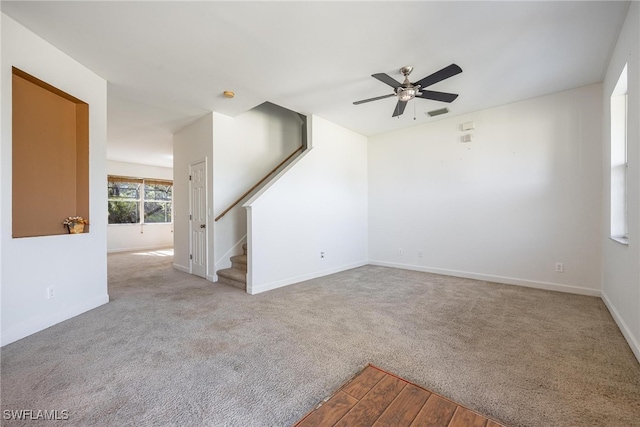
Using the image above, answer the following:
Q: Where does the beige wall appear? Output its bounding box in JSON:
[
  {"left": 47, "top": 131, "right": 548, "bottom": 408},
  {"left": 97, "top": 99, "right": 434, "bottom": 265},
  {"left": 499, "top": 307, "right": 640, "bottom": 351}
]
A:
[{"left": 12, "top": 70, "right": 88, "bottom": 238}]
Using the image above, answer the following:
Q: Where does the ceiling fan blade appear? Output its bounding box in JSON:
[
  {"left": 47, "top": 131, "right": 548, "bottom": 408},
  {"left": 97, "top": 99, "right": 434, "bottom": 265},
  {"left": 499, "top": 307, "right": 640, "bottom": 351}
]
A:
[
  {"left": 417, "top": 90, "right": 459, "bottom": 103},
  {"left": 353, "top": 93, "right": 396, "bottom": 105},
  {"left": 413, "top": 64, "right": 462, "bottom": 89},
  {"left": 372, "top": 73, "right": 402, "bottom": 89},
  {"left": 392, "top": 100, "right": 407, "bottom": 117}
]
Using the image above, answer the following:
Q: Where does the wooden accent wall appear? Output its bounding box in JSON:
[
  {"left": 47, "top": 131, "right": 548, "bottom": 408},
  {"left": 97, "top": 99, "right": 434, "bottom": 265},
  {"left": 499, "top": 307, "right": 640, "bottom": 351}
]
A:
[{"left": 12, "top": 68, "right": 89, "bottom": 238}]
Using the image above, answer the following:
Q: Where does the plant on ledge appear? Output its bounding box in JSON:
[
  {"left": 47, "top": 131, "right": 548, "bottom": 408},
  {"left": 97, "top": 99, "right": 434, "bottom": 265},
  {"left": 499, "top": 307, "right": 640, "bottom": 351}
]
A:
[{"left": 63, "top": 216, "right": 89, "bottom": 234}]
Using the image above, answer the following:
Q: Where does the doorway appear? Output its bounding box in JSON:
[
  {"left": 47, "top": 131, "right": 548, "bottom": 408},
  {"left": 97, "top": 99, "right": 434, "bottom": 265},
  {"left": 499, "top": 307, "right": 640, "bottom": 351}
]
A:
[{"left": 189, "top": 160, "right": 207, "bottom": 278}]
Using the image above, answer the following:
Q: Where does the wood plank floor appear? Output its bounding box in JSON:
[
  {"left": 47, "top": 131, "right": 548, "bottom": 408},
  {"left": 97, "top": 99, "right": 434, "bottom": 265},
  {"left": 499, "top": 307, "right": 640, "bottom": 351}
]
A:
[{"left": 294, "top": 364, "right": 505, "bottom": 427}]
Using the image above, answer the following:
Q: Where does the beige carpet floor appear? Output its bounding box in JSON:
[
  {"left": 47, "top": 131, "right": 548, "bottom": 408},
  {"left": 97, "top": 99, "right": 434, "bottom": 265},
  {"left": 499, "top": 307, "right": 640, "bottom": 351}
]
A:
[{"left": 1, "top": 249, "right": 639, "bottom": 426}]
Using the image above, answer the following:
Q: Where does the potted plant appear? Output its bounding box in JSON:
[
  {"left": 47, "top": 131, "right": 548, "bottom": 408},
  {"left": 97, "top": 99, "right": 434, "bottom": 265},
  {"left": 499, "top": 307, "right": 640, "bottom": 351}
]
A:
[{"left": 63, "top": 216, "right": 89, "bottom": 234}]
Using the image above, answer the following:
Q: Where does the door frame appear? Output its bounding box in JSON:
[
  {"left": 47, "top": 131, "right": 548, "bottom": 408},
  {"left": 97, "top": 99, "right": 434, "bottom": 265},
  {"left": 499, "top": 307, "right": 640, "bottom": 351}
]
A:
[{"left": 188, "top": 158, "right": 209, "bottom": 277}]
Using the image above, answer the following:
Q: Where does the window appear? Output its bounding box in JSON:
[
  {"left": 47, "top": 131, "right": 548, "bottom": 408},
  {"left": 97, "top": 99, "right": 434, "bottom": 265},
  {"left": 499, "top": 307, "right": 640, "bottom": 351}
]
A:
[
  {"left": 144, "top": 180, "right": 172, "bottom": 223},
  {"left": 610, "top": 64, "right": 628, "bottom": 244},
  {"left": 108, "top": 176, "right": 172, "bottom": 224}
]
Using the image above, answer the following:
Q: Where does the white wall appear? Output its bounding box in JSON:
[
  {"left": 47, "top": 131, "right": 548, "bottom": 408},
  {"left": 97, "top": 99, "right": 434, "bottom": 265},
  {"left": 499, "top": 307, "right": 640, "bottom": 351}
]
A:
[
  {"left": 1, "top": 14, "right": 108, "bottom": 346},
  {"left": 106, "top": 160, "right": 173, "bottom": 253},
  {"left": 212, "top": 103, "right": 304, "bottom": 274},
  {"left": 0, "top": 13, "right": 4, "bottom": 339},
  {"left": 369, "top": 84, "right": 603, "bottom": 296},
  {"left": 601, "top": 2, "right": 640, "bottom": 362},
  {"left": 245, "top": 115, "right": 368, "bottom": 294},
  {"left": 173, "top": 113, "right": 213, "bottom": 277}
]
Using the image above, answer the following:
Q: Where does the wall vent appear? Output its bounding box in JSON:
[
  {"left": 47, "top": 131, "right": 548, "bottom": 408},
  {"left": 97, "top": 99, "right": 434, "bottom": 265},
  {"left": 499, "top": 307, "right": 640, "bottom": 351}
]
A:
[{"left": 427, "top": 108, "right": 449, "bottom": 117}]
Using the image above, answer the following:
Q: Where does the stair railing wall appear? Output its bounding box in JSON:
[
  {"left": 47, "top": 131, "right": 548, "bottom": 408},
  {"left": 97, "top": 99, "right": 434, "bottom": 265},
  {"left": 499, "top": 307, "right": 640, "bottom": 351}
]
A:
[{"left": 214, "top": 145, "right": 304, "bottom": 222}]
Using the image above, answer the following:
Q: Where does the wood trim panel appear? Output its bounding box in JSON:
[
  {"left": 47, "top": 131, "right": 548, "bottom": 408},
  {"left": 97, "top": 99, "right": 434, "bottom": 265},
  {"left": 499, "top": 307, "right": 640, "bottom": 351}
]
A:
[{"left": 295, "top": 364, "right": 506, "bottom": 427}]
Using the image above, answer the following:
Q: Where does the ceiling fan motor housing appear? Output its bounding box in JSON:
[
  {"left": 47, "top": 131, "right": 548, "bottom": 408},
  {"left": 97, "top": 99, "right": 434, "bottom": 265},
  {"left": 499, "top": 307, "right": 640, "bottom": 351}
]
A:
[
  {"left": 400, "top": 66, "right": 413, "bottom": 76},
  {"left": 398, "top": 66, "right": 420, "bottom": 101}
]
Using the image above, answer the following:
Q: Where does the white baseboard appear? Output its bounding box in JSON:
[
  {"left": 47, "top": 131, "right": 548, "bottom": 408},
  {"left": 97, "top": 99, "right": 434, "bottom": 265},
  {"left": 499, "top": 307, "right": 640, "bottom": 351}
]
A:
[
  {"left": 368, "top": 260, "right": 601, "bottom": 297},
  {"left": 173, "top": 263, "right": 214, "bottom": 281},
  {"left": 601, "top": 292, "right": 640, "bottom": 364},
  {"left": 107, "top": 245, "right": 173, "bottom": 254},
  {"left": 1, "top": 294, "right": 109, "bottom": 347},
  {"left": 248, "top": 261, "right": 368, "bottom": 295},
  {"left": 173, "top": 263, "right": 189, "bottom": 274}
]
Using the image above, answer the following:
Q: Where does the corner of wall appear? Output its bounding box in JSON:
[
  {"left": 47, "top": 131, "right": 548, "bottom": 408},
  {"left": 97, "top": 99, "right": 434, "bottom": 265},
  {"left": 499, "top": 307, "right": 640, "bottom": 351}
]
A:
[
  {"left": 601, "top": 0, "right": 640, "bottom": 364},
  {"left": 172, "top": 112, "right": 214, "bottom": 280},
  {"left": 0, "top": 12, "right": 4, "bottom": 340},
  {"left": 602, "top": 290, "right": 640, "bottom": 363},
  {"left": 246, "top": 115, "right": 368, "bottom": 292},
  {"left": 1, "top": 14, "right": 108, "bottom": 346}
]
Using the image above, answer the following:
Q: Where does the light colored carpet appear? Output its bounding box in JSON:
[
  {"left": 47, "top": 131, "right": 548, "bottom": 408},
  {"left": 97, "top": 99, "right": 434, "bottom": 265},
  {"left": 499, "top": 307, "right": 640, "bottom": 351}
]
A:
[{"left": 1, "top": 249, "right": 639, "bottom": 426}]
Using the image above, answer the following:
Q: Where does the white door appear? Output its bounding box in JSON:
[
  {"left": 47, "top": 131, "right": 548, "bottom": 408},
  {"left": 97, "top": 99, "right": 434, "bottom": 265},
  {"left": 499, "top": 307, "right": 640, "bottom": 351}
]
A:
[{"left": 189, "top": 161, "right": 207, "bottom": 278}]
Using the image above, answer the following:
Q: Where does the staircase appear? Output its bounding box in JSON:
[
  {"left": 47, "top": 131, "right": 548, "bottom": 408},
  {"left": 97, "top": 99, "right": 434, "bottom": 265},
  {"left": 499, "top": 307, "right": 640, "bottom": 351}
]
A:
[{"left": 217, "top": 244, "right": 247, "bottom": 290}]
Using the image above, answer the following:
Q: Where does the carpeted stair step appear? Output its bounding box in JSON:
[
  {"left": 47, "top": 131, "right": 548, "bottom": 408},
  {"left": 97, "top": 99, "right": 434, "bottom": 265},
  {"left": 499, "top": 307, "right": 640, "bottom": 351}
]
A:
[
  {"left": 218, "top": 243, "right": 248, "bottom": 291},
  {"left": 217, "top": 267, "right": 246, "bottom": 291},
  {"left": 230, "top": 254, "right": 247, "bottom": 271}
]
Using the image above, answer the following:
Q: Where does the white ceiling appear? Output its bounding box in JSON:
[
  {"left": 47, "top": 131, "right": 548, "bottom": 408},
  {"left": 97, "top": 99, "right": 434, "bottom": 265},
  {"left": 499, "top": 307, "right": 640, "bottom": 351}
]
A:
[{"left": 1, "top": 1, "right": 630, "bottom": 168}]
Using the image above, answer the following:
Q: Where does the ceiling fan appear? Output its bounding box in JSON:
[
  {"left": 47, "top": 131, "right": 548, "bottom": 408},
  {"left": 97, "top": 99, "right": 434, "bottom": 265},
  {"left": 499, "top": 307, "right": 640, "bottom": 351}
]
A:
[{"left": 353, "top": 64, "right": 462, "bottom": 117}]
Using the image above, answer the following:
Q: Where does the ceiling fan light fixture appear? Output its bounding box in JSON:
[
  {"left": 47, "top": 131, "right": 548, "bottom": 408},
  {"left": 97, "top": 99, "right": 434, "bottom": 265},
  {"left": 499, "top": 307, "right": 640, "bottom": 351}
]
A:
[{"left": 398, "top": 87, "right": 417, "bottom": 102}]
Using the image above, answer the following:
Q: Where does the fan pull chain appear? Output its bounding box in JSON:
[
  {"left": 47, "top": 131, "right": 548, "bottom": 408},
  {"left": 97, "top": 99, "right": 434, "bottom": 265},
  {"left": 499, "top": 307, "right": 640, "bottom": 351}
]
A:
[{"left": 413, "top": 99, "right": 416, "bottom": 120}]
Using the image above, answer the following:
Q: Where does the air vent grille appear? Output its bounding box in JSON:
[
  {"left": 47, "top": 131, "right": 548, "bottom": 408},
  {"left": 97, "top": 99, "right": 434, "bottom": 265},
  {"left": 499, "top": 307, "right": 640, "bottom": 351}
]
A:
[{"left": 427, "top": 108, "right": 449, "bottom": 117}]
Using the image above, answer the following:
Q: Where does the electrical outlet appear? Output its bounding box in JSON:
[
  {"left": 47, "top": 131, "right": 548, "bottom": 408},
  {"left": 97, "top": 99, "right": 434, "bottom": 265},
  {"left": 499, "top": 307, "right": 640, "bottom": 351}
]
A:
[
  {"left": 46, "top": 286, "right": 55, "bottom": 300},
  {"left": 398, "top": 248, "right": 403, "bottom": 256},
  {"left": 320, "top": 251, "right": 325, "bottom": 259},
  {"left": 555, "top": 263, "right": 564, "bottom": 273}
]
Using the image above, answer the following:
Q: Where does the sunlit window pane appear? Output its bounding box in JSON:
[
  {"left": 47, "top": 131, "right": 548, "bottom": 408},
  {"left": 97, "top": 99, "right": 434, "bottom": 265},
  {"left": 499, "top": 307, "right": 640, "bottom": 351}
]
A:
[
  {"left": 108, "top": 201, "right": 139, "bottom": 224},
  {"left": 610, "top": 64, "right": 627, "bottom": 242},
  {"left": 108, "top": 182, "right": 140, "bottom": 199},
  {"left": 144, "top": 202, "right": 172, "bottom": 223}
]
